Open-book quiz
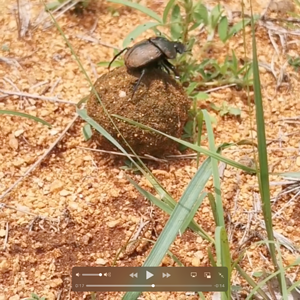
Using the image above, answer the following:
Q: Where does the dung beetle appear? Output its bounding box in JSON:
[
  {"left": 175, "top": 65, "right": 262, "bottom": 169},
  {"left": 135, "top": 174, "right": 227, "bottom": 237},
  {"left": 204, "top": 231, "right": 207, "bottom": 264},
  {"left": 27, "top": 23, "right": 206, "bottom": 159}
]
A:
[{"left": 108, "top": 37, "right": 186, "bottom": 97}]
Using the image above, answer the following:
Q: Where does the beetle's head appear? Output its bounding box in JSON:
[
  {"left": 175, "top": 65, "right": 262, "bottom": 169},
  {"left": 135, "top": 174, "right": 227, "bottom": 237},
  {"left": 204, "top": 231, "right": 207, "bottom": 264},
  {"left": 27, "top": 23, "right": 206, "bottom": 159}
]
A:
[{"left": 173, "top": 42, "right": 186, "bottom": 54}]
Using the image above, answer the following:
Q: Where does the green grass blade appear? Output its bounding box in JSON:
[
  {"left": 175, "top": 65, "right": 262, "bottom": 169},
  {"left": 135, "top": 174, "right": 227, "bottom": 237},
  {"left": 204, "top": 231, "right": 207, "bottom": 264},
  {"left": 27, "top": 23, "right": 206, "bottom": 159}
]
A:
[
  {"left": 123, "top": 157, "right": 213, "bottom": 299},
  {"left": 275, "top": 243, "right": 288, "bottom": 299},
  {"left": 208, "top": 246, "right": 217, "bottom": 266},
  {"left": 107, "top": 0, "right": 162, "bottom": 22},
  {"left": 236, "top": 265, "right": 270, "bottom": 300},
  {"left": 123, "top": 22, "right": 159, "bottom": 48},
  {"left": 82, "top": 123, "right": 92, "bottom": 141},
  {"left": 77, "top": 109, "right": 128, "bottom": 153},
  {"left": 203, "top": 110, "right": 225, "bottom": 227},
  {"left": 207, "top": 193, "right": 218, "bottom": 228},
  {"left": 244, "top": 254, "right": 300, "bottom": 299},
  {"left": 0, "top": 110, "right": 51, "bottom": 127},
  {"left": 127, "top": 177, "right": 174, "bottom": 214},
  {"left": 112, "top": 114, "right": 256, "bottom": 173},
  {"left": 215, "top": 226, "right": 231, "bottom": 299},
  {"left": 162, "top": 0, "right": 176, "bottom": 24},
  {"left": 250, "top": 5, "right": 279, "bottom": 283},
  {"left": 180, "top": 192, "right": 207, "bottom": 233},
  {"left": 76, "top": 95, "right": 89, "bottom": 108},
  {"left": 196, "top": 110, "right": 203, "bottom": 167},
  {"left": 278, "top": 172, "right": 300, "bottom": 179},
  {"left": 127, "top": 177, "right": 213, "bottom": 242},
  {"left": 287, "top": 280, "right": 300, "bottom": 294}
]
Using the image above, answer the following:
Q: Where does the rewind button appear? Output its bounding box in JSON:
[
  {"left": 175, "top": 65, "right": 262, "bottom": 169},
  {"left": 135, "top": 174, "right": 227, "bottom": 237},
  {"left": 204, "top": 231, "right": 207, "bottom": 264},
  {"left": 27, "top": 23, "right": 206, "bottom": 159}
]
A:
[{"left": 130, "top": 273, "right": 138, "bottom": 278}]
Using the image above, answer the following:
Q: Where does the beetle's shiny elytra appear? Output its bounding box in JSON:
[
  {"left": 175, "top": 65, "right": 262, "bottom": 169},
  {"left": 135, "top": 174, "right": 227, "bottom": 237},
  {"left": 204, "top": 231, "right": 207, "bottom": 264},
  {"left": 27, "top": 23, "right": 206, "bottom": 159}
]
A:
[{"left": 108, "top": 36, "right": 186, "bottom": 97}]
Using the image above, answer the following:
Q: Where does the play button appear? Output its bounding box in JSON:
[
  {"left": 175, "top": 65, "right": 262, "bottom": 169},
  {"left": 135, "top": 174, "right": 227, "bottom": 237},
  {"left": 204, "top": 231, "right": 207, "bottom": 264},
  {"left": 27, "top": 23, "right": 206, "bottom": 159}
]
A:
[{"left": 146, "top": 271, "right": 154, "bottom": 280}]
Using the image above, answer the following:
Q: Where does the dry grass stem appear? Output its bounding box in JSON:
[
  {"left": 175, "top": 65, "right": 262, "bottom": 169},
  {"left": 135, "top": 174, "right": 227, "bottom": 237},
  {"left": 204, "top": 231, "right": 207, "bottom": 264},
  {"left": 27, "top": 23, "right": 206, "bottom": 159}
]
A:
[
  {"left": 77, "top": 146, "right": 168, "bottom": 162},
  {"left": 75, "top": 34, "right": 120, "bottom": 50},
  {"left": 0, "top": 89, "right": 77, "bottom": 105},
  {"left": 0, "top": 114, "right": 79, "bottom": 201}
]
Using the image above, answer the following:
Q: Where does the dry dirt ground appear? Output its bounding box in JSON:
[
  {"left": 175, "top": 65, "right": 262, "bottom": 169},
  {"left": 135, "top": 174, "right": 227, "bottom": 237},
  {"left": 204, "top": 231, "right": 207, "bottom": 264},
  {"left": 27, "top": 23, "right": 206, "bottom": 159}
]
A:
[{"left": 0, "top": 0, "right": 300, "bottom": 299}]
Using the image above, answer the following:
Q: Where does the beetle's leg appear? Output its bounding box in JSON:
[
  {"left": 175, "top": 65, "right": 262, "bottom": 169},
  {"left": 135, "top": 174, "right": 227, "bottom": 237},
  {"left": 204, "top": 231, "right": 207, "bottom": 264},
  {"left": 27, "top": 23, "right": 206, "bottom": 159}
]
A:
[
  {"left": 132, "top": 68, "right": 146, "bottom": 98},
  {"left": 162, "top": 60, "right": 180, "bottom": 78},
  {"left": 108, "top": 47, "right": 128, "bottom": 70},
  {"left": 160, "top": 62, "right": 170, "bottom": 75}
]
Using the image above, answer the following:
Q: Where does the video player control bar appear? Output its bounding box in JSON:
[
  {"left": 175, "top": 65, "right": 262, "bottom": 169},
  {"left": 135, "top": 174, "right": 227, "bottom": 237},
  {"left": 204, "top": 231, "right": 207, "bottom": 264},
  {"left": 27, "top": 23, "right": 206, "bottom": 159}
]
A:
[{"left": 72, "top": 267, "right": 228, "bottom": 292}]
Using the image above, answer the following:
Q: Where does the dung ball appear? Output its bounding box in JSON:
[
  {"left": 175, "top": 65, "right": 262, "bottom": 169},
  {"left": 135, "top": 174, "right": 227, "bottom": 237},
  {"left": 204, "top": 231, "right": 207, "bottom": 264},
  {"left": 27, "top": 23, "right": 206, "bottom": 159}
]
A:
[{"left": 86, "top": 66, "right": 190, "bottom": 157}]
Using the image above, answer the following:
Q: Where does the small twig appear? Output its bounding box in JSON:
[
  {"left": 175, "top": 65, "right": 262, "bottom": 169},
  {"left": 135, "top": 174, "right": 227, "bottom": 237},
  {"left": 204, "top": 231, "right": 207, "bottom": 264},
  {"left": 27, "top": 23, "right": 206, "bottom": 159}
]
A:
[
  {"left": 273, "top": 189, "right": 300, "bottom": 219},
  {"left": 166, "top": 153, "right": 197, "bottom": 159},
  {"left": 28, "top": 216, "right": 39, "bottom": 232},
  {"left": 279, "top": 116, "right": 300, "bottom": 121},
  {"left": 0, "top": 113, "right": 79, "bottom": 201},
  {"left": 218, "top": 161, "right": 227, "bottom": 180},
  {"left": 86, "top": 55, "right": 98, "bottom": 79},
  {"left": 266, "top": 17, "right": 300, "bottom": 24},
  {"left": 50, "top": 78, "right": 61, "bottom": 95},
  {"left": 89, "top": 18, "right": 98, "bottom": 35},
  {"left": 268, "top": 30, "right": 280, "bottom": 55},
  {"left": 75, "top": 34, "right": 120, "bottom": 50},
  {"left": 3, "top": 77, "right": 21, "bottom": 92},
  {"left": 17, "top": 0, "right": 31, "bottom": 38},
  {"left": 76, "top": 146, "right": 168, "bottom": 162},
  {"left": 0, "top": 89, "right": 76, "bottom": 105},
  {"left": 205, "top": 83, "right": 237, "bottom": 93},
  {"left": 279, "top": 34, "right": 286, "bottom": 54},
  {"left": 42, "top": 0, "right": 81, "bottom": 29},
  {"left": 0, "top": 203, "right": 54, "bottom": 225},
  {"left": 0, "top": 57, "right": 21, "bottom": 68},
  {"left": 143, "top": 154, "right": 168, "bottom": 162},
  {"left": 239, "top": 212, "right": 253, "bottom": 247},
  {"left": 125, "top": 217, "right": 150, "bottom": 256},
  {"left": 3, "top": 222, "right": 9, "bottom": 250},
  {"left": 276, "top": 60, "right": 288, "bottom": 89},
  {"left": 261, "top": 21, "right": 300, "bottom": 37},
  {"left": 261, "top": 0, "right": 274, "bottom": 19},
  {"left": 233, "top": 173, "right": 241, "bottom": 216},
  {"left": 30, "top": 80, "right": 49, "bottom": 91},
  {"left": 57, "top": 290, "right": 62, "bottom": 300}
]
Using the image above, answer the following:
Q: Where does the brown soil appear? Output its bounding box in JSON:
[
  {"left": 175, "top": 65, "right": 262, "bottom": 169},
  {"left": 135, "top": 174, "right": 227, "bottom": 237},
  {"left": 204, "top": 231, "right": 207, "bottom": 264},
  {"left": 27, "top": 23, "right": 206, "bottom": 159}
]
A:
[
  {"left": 86, "top": 66, "right": 190, "bottom": 156},
  {"left": 0, "top": 0, "right": 300, "bottom": 300}
]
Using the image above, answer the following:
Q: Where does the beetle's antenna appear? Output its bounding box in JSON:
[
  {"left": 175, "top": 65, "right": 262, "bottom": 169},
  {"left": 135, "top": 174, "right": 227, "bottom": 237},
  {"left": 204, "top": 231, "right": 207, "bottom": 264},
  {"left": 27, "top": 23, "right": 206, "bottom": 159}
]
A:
[{"left": 108, "top": 48, "right": 128, "bottom": 70}]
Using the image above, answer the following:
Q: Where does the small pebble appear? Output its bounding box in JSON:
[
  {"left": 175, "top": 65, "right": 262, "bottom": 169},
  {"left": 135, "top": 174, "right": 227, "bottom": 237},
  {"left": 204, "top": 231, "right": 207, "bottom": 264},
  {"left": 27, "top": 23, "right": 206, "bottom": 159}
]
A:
[
  {"left": 96, "top": 258, "right": 107, "bottom": 265},
  {"left": 202, "top": 207, "right": 210, "bottom": 213},
  {"left": 0, "top": 259, "right": 10, "bottom": 273},
  {"left": 191, "top": 257, "right": 201, "bottom": 267},
  {"left": 9, "top": 135, "right": 18, "bottom": 150},
  {"left": 119, "top": 91, "right": 126, "bottom": 97},
  {"left": 49, "top": 278, "right": 63, "bottom": 288},
  {"left": 107, "top": 220, "right": 120, "bottom": 228},
  {"left": 14, "top": 129, "right": 24, "bottom": 137},
  {"left": 194, "top": 251, "right": 204, "bottom": 260},
  {"left": 50, "top": 180, "right": 64, "bottom": 193},
  {"left": 60, "top": 190, "right": 71, "bottom": 196}
]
